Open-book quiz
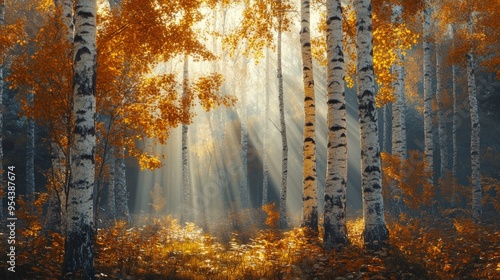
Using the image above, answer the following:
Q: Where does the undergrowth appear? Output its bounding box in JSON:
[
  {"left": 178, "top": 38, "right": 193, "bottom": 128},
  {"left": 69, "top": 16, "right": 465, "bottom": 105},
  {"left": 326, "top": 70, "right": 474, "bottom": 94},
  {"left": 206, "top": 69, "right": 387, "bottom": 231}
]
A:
[{"left": 0, "top": 199, "right": 499, "bottom": 279}]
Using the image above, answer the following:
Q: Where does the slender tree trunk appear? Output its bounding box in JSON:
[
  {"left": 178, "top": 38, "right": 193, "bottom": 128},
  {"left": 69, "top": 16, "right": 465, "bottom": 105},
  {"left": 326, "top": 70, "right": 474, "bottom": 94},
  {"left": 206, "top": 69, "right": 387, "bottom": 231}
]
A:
[
  {"left": 467, "top": 14, "right": 481, "bottom": 220},
  {"left": 181, "top": 55, "right": 191, "bottom": 223},
  {"left": 262, "top": 48, "right": 270, "bottom": 206},
  {"left": 382, "top": 105, "right": 388, "bottom": 151},
  {"left": 355, "top": 0, "right": 388, "bottom": 249},
  {"left": 436, "top": 43, "right": 448, "bottom": 180},
  {"left": 324, "top": 0, "right": 348, "bottom": 249},
  {"left": 400, "top": 61, "right": 407, "bottom": 160},
  {"left": 63, "top": 0, "right": 97, "bottom": 278},
  {"left": 47, "top": 0, "right": 73, "bottom": 234},
  {"left": 115, "top": 148, "right": 130, "bottom": 222},
  {"left": 26, "top": 93, "right": 35, "bottom": 196},
  {"left": 240, "top": 61, "right": 249, "bottom": 208},
  {"left": 423, "top": 0, "right": 433, "bottom": 182},
  {"left": 300, "top": 0, "right": 318, "bottom": 232},
  {"left": 107, "top": 147, "right": 116, "bottom": 220},
  {"left": 47, "top": 144, "right": 67, "bottom": 232},
  {"left": 0, "top": 0, "right": 5, "bottom": 221},
  {"left": 451, "top": 25, "right": 458, "bottom": 206},
  {"left": 391, "top": 5, "right": 407, "bottom": 215},
  {"left": 278, "top": 1, "right": 288, "bottom": 229}
]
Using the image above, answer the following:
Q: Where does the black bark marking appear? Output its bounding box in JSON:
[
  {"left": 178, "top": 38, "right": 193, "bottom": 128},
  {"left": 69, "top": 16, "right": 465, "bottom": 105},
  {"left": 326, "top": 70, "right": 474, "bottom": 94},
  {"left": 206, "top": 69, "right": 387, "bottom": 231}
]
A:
[
  {"left": 304, "top": 176, "right": 316, "bottom": 182},
  {"left": 304, "top": 137, "right": 315, "bottom": 144},
  {"left": 77, "top": 11, "right": 94, "bottom": 19},
  {"left": 365, "top": 165, "right": 380, "bottom": 173},
  {"left": 75, "top": 47, "right": 91, "bottom": 63}
]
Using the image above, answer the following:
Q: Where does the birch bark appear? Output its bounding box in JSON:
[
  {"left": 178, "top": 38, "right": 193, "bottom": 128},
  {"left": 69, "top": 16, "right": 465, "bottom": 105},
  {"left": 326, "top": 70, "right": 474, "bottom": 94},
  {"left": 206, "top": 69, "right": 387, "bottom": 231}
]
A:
[
  {"left": 423, "top": 0, "right": 433, "bottom": 182},
  {"left": 355, "top": 0, "right": 388, "bottom": 249},
  {"left": 63, "top": 0, "right": 97, "bottom": 277},
  {"left": 324, "top": 0, "right": 348, "bottom": 249},
  {"left": 300, "top": 0, "right": 318, "bottom": 232},
  {"left": 278, "top": 0, "right": 288, "bottom": 229},
  {"left": 467, "top": 14, "right": 481, "bottom": 220}
]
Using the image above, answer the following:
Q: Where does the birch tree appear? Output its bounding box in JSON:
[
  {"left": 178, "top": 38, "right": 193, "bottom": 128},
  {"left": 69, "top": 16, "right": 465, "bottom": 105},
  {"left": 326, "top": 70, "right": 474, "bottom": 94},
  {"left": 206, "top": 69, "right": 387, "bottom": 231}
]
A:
[
  {"left": 423, "top": 0, "right": 433, "bottom": 182},
  {"left": 355, "top": 0, "right": 388, "bottom": 249},
  {"left": 324, "top": 0, "right": 348, "bottom": 249},
  {"left": 450, "top": 24, "right": 458, "bottom": 205},
  {"left": 390, "top": 4, "right": 406, "bottom": 212},
  {"left": 262, "top": 48, "right": 270, "bottom": 206},
  {"left": 277, "top": 0, "right": 288, "bottom": 229},
  {"left": 466, "top": 13, "right": 481, "bottom": 220},
  {"left": 115, "top": 150, "right": 130, "bottom": 222},
  {"left": 63, "top": 0, "right": 97, "bottom": 277},
  {"left": 436, "top": 43, "right": 448, "bottom": 179},
  {"left": 26, "top": 92, "right": 35, "bottom": 195},
  {"left": 181, "top": 55, "right": 191, "bottom": 223},
  {"left": 300, "top": 0, "right": 318, "bottom": 232},
  {"left": 107, "top": 148, "right": 116, "bottom": 219}
]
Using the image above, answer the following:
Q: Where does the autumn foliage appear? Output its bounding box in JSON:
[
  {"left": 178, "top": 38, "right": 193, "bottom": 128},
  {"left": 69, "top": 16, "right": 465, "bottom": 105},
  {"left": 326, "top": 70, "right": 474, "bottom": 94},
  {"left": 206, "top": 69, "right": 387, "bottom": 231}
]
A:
[{"left": 1, "top": 198, "right": 499, "bottom": 279}]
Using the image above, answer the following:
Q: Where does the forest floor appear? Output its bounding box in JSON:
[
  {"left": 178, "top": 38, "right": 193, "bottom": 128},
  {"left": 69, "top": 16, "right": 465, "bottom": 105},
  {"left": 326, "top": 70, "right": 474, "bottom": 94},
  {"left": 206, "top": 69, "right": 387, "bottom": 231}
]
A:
[{"left": 0, "top": 206, "right": 499, "bottom": 279}]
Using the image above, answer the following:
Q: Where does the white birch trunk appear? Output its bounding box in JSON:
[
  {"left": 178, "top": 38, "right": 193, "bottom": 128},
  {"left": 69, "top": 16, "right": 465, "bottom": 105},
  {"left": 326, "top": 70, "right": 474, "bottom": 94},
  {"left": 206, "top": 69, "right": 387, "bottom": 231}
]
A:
[
  {"left": 278, "top": 1, "right": 288, "bottom": 229},
  {"left": 107, "top": 148, "right": 116, "bottom": 220},
  {"left": 390, "top": 5, "right": 404, "bottom": 214},
  {"left": 300, "top": 0, "right": 318, "bottom": 232},
  {"left": 26, "top": 92, "right": 35, "bottom": 196},
  {"left": 262, "top": 48, "right": 270, "bottom": 206},
  {"left": 355, "top": 0, "right": 388, "bottom": 249},
  {"left": 0, "top": 0, "right": 5, "bottom": 221},
  {"left": 63, "top": 0, "right": 97, "bottom": 277},
  {"left": 324, "top": 0, "right": 348, "bottom": 249},
  {"left": 115, "top": 148, "right": 130, "bottom": 222},
  {"left": 467, "top": 15, "right": 481, "bottom": 220},
  {"left": 423, "top": 0, "right": 433, "bottom": 182},
  {"left": 436, "top": 44, "right": 448, "bottom": 179},
  {"left": 181, "top": 55, "right": 191, "bottom": 223}
]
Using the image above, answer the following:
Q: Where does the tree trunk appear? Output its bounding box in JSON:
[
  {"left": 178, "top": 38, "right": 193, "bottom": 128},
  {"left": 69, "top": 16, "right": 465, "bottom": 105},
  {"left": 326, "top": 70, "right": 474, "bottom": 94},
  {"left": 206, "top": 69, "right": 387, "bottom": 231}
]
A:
[
  {"left": 300, "top": 0, "right": 318, "bottom": 232},
  {"left": 355, "top": 0, "right": 388, "bottom": 249},
  {"left": 62, "top": 0, "right": 97, "bottom": 278},
  {"left": 47, "top": 0, "right": 73, "bottom": 233},
  {"left": 47, "top": 144, "right": 67, "bottom": 233},
  {"left": 107, "top": 147, "right": 116, "bottom": 220},
  {"left": 278, "top": 0, "right": 288, "bottom": 229},
  {"left": 324, "top": 0, "right": 348, "bottom": 249},
  {"left": 240, "top": 75, "right": 249, "bottom": 208},
  {"left": 436, "top": 43, "right": 448, "bottom": 180},
  {"left": 390, "top": 5, "right": 405, "bottom": 214},
  {"left": 0, "top": 0, "right": 5, "bottom": 221},
  {"left": 451, "top": 25, "right": 458, "bottom": 206},
  {"left": 115, "top": 148, "right": 130, "bottom": 222},
  {"left": 423, "top": 0, "right": 433, "bottom": 183},
  {"left": 262, "top": 48, "right": 270, "bottom": 206},
  {"left": 181, "top": 55, "right": 191, "bottom": 223},
  {"left": 26, "top": 92, "right": 35, "bottom": 196},
  {"left": 467, "top": 14, "right": 481, "bottom": 220},
  {"left": 382, "top": 105, "right": 388, "bottom": 151}
]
